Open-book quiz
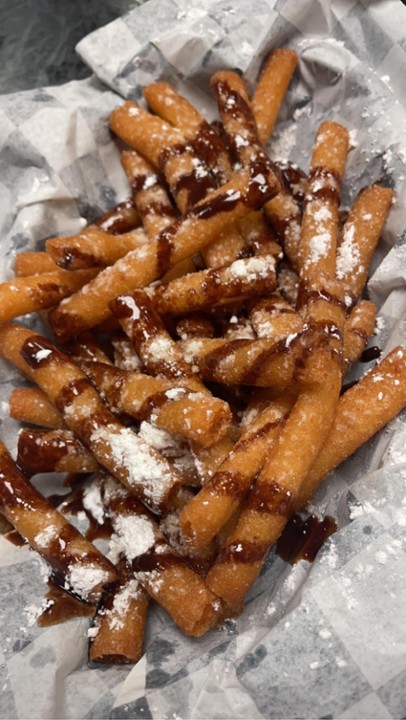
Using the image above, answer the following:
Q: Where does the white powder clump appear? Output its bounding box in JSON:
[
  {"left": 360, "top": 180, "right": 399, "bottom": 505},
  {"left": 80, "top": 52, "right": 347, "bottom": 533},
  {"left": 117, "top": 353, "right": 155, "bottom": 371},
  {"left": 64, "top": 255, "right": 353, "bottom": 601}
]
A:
[
  {"left": 139, "top": 421, "right": 183, "bottom": 456},
  {"left": 336, "top": 224, "right": 362, "bottom": 279},
  {"left": 90, "top": 427, "right": 175, "bottom": 506},
  {"left": 83, "top": 482, "right": 105, "bottom": 525},
  {"left": 108, "top": 578, "right": 141, "bottom": 630},
  {"left": 66, "top": 564, "right": 109, "bottom": 601},
  {"left": 110, "top": 515, "right": 155, "bottom": 562},
  {"left": 34, "top": 525, "right": 58, "bottom": 549},
  {"left": 307, "top": 232, "right": 331, "bottom": 264}
]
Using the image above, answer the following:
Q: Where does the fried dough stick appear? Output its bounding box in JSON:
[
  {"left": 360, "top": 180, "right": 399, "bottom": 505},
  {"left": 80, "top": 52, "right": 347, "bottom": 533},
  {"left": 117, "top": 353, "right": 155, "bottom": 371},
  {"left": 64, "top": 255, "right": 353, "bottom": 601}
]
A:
[
  {"left": 121, "top": 150, "right": 195, "bottom": 282},
  {"left": 342, "top": 300, "right": 377, "bottom": 374},
  {"left": 46, "top": 227, "right": 147, "bottom": 271},
  {"left": 10, "top": 387, "right": 65, "bottom": 429},
  {"left": 110, "top": 101, "right": 248, "bottom": 267},
  {"left": 144, "top": 81, "right": 233, "bottom": 185},
  {"left": 111, "top": 289, "right": 205, "bottom": 389},
  {"left": 249, "top": 293, "right": 304, "bottom": 340},
  {"left": 102, "top": 478, "right": 222, "bottom": 637},
  {"left": 179, "top": 393, "right": 295, "bottom": 549},
  {"left": 251, "top": 49, "right": 298, "bottom": 145},
  {"left": 14, "top": 252, "right": 59, "bottom": 277},
  {"left": 121, "top": 151, "right": 177, "bottom": 237},
  {"left": 299, "top": 121, "right": 349, "bottom": 285},
  {"left": 150, "top": 254, "right": 277, "bottom": 317},
  {"left": 94, "top": 197, "right": 140, "bottom": 235},
  {"left": 0, "top": 440, "right": 116, "bottom": 603},
  {"left": 0, "top": 268, "right": 98, "bottom": 323},
  {"left": 211, "top": 70, "right": 301, "bottom": 268},
  {"left": 78, "top": 360, "right": 232, "bottom": 448},
  {"left": 336, "top": 184, "right": 393, "bottom": 305},
  {"left": 89, "top": 570, "right": 149, "bottom": 665},
  {"left": 177, "top": 330, "right": 321, "bottom": 388},
  {"left": 48, "top": 162, "right": 281, "bottom": 340},
  {"left": 296, "top": 345, "right": 406, "bottom": 508},
  {"left": 17, "top": 428, "right": 98, "bottom": 476},
  {"left": 0, "top": 324, "right": 183, "bottom": 515},
  {"left": 206, "top": 347, "right": 342, "bottom": 608}
]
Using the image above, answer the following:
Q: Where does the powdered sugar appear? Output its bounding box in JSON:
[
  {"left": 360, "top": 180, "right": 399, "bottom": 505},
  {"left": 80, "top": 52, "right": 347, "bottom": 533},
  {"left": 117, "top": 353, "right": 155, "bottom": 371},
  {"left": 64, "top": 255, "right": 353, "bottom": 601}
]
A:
[
  {"left": 66, "top": 563, "right": 110, "bottom": 601},
  {"left": 336, "top": 223, "right": 362, "bottom": 279},
  {"left": 110, "top": 514, "right": 155, "bottom": 562},
  {"left": 90, "top": 426, "right": 176, "bottom": 507}
]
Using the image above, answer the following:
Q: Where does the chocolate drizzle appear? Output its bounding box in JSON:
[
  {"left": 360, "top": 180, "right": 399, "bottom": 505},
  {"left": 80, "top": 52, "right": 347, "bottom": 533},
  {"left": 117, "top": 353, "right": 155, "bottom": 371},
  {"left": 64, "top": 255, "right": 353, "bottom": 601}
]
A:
[
  {"left": 276, "top": 513, "right": 337, "bottom": 564},
  {"left": 361, "top": 345, "right": 381, "bottom": 363},
  {"left": 248, "top": 481, "right": 293, "bottom": 516},
  {"left": 306, "top": 166, "right": 341, "bottom": 205},
  {"left": 95, "top": 198, "right": 139, "bottom": 235},
  {"left": 21, "top": 336, "right": 63, "bottom": 369}
]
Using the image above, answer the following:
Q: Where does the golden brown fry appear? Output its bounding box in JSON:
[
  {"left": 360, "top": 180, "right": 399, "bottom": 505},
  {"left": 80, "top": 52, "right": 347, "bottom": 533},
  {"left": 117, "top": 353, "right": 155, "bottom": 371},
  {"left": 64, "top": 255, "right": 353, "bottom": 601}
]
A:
[
  {"left": 179, "top": 394, "right": 294, "bottom": 549},
  {"left": 79, "top": 359, "right": 231, "bottom": 448},
  {"left": 144, "top": 80, "right": 232, "bottom": 185},
  {"left": 0, "top": 268, "right": 98, "bottom": 323},
  {"left": 342, "top": 300, "right": 377, "bottom": 374},
  {"left": 0, "top": 324, "right": 184, "bottom": 515},
  {"left": 0, "top": 440, "right": 117, "bottom": 603},
  {"left": 251, "top": 49, "right": 298, "bottom": 145},
  {"left": 14, "top": 252, "right": 59, "bottom": 277},
  {"left": 17, "top": 428, "right": 98, "bottom": 476},
  {"left": 121, "top": 151, "right": 177, "bottom": 237},
  {"left": 89, "top": 573, "right": 149, "bottom": 665},
  {"left": 9, "top": 387, "right": 65, "bottom": 429},
  {"left": 46, "top": 226, "right": 147, "bottom": 270},
  {"left": 206, "top": 347, "right": 342, "bottom": 608},
  {"left": 110, "top": 101, "right": 248, "bottom": 268},
  {"left": 178, "top": 329, "right": 323, "bottom": 388},
  {"left": 249, "top": 293, "right": 303, "bottom": 340},
  {"left": 102, "top": 478, "right": 222, "bottom": 637},
  {"left": 296, "top": 346, "right": 406, "bottom": 508},
  {"left": 299, "top": 121, "right": 349, "bottom": 284},
  {"left": 48, "top": 162, "right": 281, "bottom": 340},
  {"left": 151, "top": 255, "right": 277, "bottom": 317},
  {"left": 336, "top": 185, "right": 393, "bottom": 303},
  {"left": 94, "top": 197, "right": 140, "bottom": 235}
]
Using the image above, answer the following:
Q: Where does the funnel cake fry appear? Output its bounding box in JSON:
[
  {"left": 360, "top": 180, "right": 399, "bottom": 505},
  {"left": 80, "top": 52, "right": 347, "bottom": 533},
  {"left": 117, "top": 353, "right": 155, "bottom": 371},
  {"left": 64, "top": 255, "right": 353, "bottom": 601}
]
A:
[
  {"left": 251, "top": 49, "right": 298, "bottom": 145},
  {"left": 336, "top": 185, "right": 393, "bottom": 304},
  {"left": 206, "top": 348, "right": 342, "bottom": 608},
  {"left": 144, "top": 81, "right": 232, "bottom": 185},
  {"left": 0, "top": 324, "right": 183, "bottom": 515},
  {"left": 151, "top": 254, "right": 277, "bottom": 317},
  {"left": 178, "top": 330, "right": 323, "bottom": 388},
  {"left": 0, "top": 440, "right": 117, "bottom": 604},
  {"left": 110, "top": 100, "right": 247, "bottom": 267},
  {"left": 79, "top": 359, "right": 231, "bottom": 448},
  {"left": 46, "top": 226, "right": 147, "bottom": 270},
  {"left": 14, "top": 251, "right": 59, "bottom": 277},
  {"left": 10, "top": 387, "right": 65, "bottom": 429},
  {"left": 48, "top": 162, "right": 281, "bottom": 340},
  {"left": 121, "top": 151, "right": 177, "bottom": 237},
  {"left": 0, "top": 268, "right": 98, "bottom": 323},
  {"left": 89, "top": 572, "right": 149, "bottom": 665},
  {"left": 179, "top": 394, "right": 295, "bottom": 549},
  {"left": 296, "top": 346, "right": 406, "bottom": 509},
  {"left": 102, "top": 478, "right": 222, "bottom": 637},
  {"left": 17, "top": 428, "right": 98, "bottom": 477},
  {"left": 94, "top": 197, "right": 140, "bottom": 235},
  {"left": 299, "top": 121, "right": 349, "bottom": 284}
]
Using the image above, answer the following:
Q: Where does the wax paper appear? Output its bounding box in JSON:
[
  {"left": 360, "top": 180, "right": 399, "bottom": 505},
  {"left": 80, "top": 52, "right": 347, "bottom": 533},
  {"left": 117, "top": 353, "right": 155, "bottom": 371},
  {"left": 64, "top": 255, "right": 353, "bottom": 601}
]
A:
[{"left": 1, "top": 0, "right": 406, "bottom": 717}]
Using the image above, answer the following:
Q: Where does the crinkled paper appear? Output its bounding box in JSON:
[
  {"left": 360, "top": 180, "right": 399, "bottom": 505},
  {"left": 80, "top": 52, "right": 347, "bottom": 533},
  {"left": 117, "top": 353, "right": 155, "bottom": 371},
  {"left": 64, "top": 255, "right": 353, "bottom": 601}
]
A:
[{"left": 1, "top": 0, "right": 406, "bottom": 718}]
